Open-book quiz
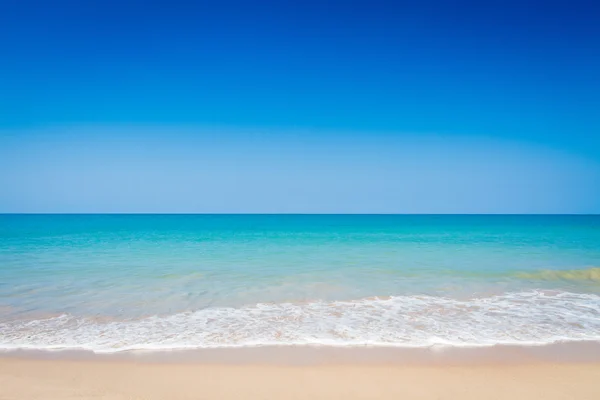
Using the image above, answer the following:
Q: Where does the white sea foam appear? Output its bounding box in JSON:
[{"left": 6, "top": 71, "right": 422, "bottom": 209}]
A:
[{"left": 1, "top": 291, "right": 599, "bottom": 353}]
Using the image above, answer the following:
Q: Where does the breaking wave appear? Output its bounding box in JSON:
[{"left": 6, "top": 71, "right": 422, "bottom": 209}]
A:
[{"left": 1, "top": 291, "right": 599, "bottom": 353}]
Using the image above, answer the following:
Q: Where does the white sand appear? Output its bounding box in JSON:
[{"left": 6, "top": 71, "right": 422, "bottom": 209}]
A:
[{"left": 1, "top": 356, "right": 600, "bottom": 400}]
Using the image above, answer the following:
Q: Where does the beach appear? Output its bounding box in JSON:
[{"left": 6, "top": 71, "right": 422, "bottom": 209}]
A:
[
  {"left": 2, "top": 215, "right": 600, "bottom": 398},
  {"left": 3, "top": 0, "right": 599, "bottom": 396},
  {"left": 2, "top": 215, "right": 600, "bottom": 353},
  {"left": 2, "top": 350, "right": 600, "bottom": 400}
]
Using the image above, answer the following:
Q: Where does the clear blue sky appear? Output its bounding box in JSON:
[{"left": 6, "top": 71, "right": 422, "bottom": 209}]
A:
[{"left": 1, "top": 1, "right": 599, "bottom": 213}]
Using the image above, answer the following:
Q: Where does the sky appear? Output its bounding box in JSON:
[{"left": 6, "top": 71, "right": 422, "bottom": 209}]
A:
[{"left": 0, "top": 0, "right": 599, "bottom": 213}]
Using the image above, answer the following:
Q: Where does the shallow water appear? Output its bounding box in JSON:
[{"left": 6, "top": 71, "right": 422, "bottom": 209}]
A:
[{"left": 1, "top": 214, "right": 599, "bottom": 352}]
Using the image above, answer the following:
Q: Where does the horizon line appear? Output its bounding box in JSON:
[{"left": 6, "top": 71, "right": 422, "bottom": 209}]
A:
[{"left": 1, "top": 213, "right": 599, "bottom": 216}]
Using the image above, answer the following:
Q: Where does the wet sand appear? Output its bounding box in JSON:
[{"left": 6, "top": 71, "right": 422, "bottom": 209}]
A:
[{"left": 2, "top": 344, "right": 600, "bottom": 399}]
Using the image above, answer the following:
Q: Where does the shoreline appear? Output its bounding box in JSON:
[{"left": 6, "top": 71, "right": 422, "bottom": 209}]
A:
[
  {"left": 3, "top": 326, "right": 600, "bottom": 399},
  {"left": 3, "top": 340, "right": 600, "bottom": 365},
  {"left": 4, "top": 290, "right": 599, "bottom": 353}
]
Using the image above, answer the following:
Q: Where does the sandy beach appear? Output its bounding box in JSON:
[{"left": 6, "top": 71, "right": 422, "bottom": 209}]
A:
[{"left": 2, "top": 346, "right": 600, "bottom": 400}]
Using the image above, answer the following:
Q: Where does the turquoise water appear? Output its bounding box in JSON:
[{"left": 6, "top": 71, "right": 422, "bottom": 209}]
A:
[{"left": 1, "top": 214, "right": 600, "bottom": 351}]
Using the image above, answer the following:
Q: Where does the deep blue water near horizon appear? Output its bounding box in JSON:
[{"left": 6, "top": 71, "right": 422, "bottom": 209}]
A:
[{"left": 1, "top": 214, "right": 600, "bottom": 352}]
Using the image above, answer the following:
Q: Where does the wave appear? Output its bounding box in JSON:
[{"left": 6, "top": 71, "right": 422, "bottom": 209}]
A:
[
  {"left": 515, "top": 267, "right": 600, "bottom": 283},
  {"left": 1, "top": 291, "right": 599, "bottom": 353}
]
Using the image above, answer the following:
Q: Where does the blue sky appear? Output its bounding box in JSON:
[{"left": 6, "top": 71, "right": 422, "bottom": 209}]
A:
[{"left": 1, "top": 1, "right": 599, "bottom": 213}]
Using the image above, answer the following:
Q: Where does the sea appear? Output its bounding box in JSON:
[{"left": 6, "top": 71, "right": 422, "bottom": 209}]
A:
[{"left": 1, "top": 214, "right": 599, "bottom": 353}]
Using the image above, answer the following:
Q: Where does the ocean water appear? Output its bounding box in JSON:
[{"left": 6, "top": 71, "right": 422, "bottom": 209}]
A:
[{"left": 1, "top": 214, "right": 600, "bottom": 352}]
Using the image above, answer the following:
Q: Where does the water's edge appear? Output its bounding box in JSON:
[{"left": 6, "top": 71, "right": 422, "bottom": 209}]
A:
[
  {"left": 3, "top": 341, "right": 600, "bottom": 366},
  {"left": 2, "top": 291, "right": 599, "bottom": 353}
]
